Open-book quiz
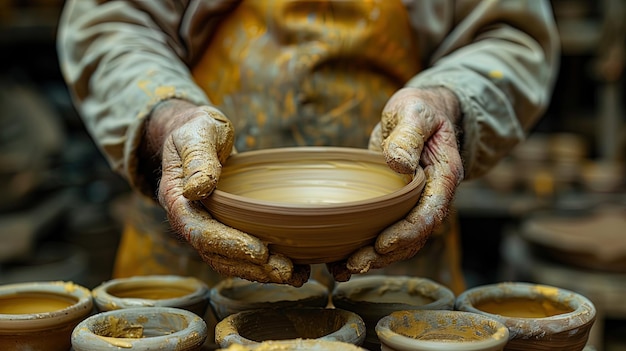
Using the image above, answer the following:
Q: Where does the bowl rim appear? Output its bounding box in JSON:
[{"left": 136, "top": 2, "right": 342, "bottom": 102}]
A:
[
  {"left": 331, "top": 275, "right": 456, "bottom": 310},
  {"left": 71, "top": 306, "right": 207, "bottom": 349},
  {"left": 454, "top": 282, "right": 596, "bottom": 322},
  {"left": 0, "top": 281, "right": 93, "bottom": 331},
  {"left": 207, "top": 146, "right": 425, "bottom": 213},
  {"left": 375, "top": 310, "right": 509, "bottom": 351},
  {"left": 92, "top": 275, "right": 210, "bottom": 310}
]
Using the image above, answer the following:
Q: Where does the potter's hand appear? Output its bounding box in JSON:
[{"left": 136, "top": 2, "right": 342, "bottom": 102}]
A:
[
  {"left": 144, "top": 99, "right": 310, "bottom": 286},
  {"left": 341, "top": 87, "right": 464, "bottom": 276}
]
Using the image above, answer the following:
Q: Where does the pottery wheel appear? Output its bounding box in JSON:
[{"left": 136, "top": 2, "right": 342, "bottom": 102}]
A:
[{"left": 520, "top": 206, "right": 626, "bottom": 273}]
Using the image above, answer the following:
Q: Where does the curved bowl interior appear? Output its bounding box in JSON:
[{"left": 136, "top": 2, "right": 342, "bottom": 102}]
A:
[
  {"left": 454, "top": 282, "right": 596, "bottom": 339},
  {"left": 216, "top": 308, "right": 365, "bottom": 347},
  {"left": 202, "top": 147, "right": 425, "bottom": 264},
  {"left": 376, "top": 310, "right": 509, "bottom": 351},
  {"left": 71, "top": 307, "right": 207, "bottom": 351}
]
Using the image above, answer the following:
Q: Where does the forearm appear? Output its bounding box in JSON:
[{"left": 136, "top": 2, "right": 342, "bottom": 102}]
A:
[
  {"left": 408, "top": 0, "right": 560, "bottom": 179},
  {"left": 57, "top": 0, "right": 214, "bottom": 196}
]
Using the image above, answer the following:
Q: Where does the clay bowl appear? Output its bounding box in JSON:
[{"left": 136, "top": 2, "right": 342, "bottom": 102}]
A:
[
  {"left": 92, "top": 275, "right": 210, "bottom": 317},
  {"left": 376, "top": 310, "right": 509, "bottom": 351},
  {"left": 202, "top": 146, "right": 426, "bottom": 264},
  {"left": 214, "top": 307, "right": 366, "bottom": 348},
  {"left": 455, "top": 282, "right": 596, "bottom": 351},
  {"left": 210, "top": 277, "right": 329, "bottom": 320},
  {"left": 0, "top": 281, "right": 93, "bottom": 351},
  {"left": 71, "top": 306, "right": 207, "bottom": 351}
]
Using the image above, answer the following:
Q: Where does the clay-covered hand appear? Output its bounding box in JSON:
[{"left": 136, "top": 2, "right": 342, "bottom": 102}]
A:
[
  {"left": 143, "top": 99, "right": 310, "bottom": 286},
  {"left": 340, "top": 87, "right": 464, "bottom": 276}
]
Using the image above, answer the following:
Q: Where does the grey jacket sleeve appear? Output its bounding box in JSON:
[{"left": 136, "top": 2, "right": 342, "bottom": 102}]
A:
[
  {"left": 405, "top": 0, "right": 560, "bottom": 179},
  {"left": 58, "top": 0, "right": 560, "bottom": 189},
  {"left": 57, "top": 0, "right": 232, "bottom": 194}
]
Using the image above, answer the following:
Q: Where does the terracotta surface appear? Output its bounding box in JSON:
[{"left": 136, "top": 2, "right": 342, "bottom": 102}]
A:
[
  {"left": 376, "top": 310, "right": 509, "bottom": 351},
  {"left": 215, "top": 307, "right": 366, "bottom": 348},
  {"left": 210, "top": 278, "right": 329, "bottom": 320},
  {"left": 0, "top": 281, "right": 93, "bottom": 351},
  {"left": 202, "top": 147, "right": 426, "bottom": 264},
  {"left": 92, "top": 275, "right": 210, "bottom": 317},
  {"left": 455, "top": 282, "right": 596, "bottom": 351},
  {"left": 71, "top": 306, "right": 207, "bottom": 351},
  {"left": 332, "top": 275, "right": 455, "bottom": 349}
]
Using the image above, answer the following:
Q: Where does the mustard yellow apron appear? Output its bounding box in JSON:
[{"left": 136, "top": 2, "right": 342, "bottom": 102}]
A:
[{"left": 113, "top": 0, "right": 465, "bottom": 294}]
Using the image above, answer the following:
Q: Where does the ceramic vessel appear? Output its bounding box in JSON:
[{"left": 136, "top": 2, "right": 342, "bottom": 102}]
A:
[
  {"left": 210, "top": 277, "right": 329, "bottom": 320},
  {"left": 92, "top": 275, "right": 210, "bottom": 316},
  {"left": 376, "top": 310, "right": 509, "bottom": 351},
  {"left": 71, "top": 306, "right": 207, "bottom": 351},
  {"left": 455, "top": 282, "right": 596, "bottom": 351},
  {"left": 202, "top": 146, "right": 426, "bottom": 264},
  {"left": 332, "top": 275, "right": 455, "bottom": 349},
  {"left": 0, "top": 281, "right": 93, "bottom": 351},
  {"left": 215, "top": 307, "right": 366, "bottom": 348},
  {"left": 217, "top": 339, "right": 368, "bottom": 350}
]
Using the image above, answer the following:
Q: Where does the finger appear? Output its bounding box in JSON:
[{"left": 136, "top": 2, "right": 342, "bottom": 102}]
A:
[
  {"left": 172, "top": 110, "right": 233, "bottom": 201},
  {"left": 158, "top": 138, "right": 268, "bottom": 265},
  {"left": 326, "top": 261, "right": 351, "bottom": 282},
  {"left": 382, "top": 96, "right": 443, "bottom": 174},
  {"left": 375, "top": 153, "right": 461, "bottom": 255},
  {"left": 200, "top": 253, "right": 310, "bottom": 287},
  {"left": 346, "top": 245, "right": 422, "bottom": 274}
]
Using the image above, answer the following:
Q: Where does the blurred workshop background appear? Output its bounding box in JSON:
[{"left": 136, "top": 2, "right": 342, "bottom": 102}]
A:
[{"left": 0, "top": 0, "right": 624, "bottom": 349}]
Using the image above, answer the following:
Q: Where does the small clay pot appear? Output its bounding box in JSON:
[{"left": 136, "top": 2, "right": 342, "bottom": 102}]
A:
[
  {"left": 376, "top": 310, "right": 509, "bottom": 351},
  {"left": 215, "top": 307, "right": 365, "bottom": 348},
  {"left": 210, "top": 277, "right": 329, "bottom": 320},
  {"left": 455, "top": 282, "right": 596, "bottom": 351},
  {"left": 71, "top": 306, "right": 207, "bottom": 351},
  {"left": 0, "top": 281, "right": 93, "bottom": 351},
  {"left": 332, "top": 275, "right": 455, "bottom": 349},
  {"left": 92, "top": 275, "right": 210, "bottom": 316}
]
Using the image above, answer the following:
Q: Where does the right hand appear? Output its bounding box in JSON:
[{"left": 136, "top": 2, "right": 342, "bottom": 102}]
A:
[{"left": 143, "top": 99, "right": 310, "bottom": 286}]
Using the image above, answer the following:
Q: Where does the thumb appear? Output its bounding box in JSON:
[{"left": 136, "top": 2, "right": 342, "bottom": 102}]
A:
[
  {"left": 380, "top": 100, "right": 430, "bottom": 174},
  {"left": 171, "top": 108, "right": 234, "bottom": 200}
]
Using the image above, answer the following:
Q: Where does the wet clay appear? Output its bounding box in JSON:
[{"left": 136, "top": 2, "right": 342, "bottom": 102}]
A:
[
  {"left": 95, "top": 315, "right": 146, "bottom": 338},
  {"left": 390, "top": 312, "right": 498, "bottom": 342},
  {"left": 475, "top": 297, "right": 573, "bottom": 318},
  {"left": 0, "top": 293, "right": 76, "bottom": 314}
]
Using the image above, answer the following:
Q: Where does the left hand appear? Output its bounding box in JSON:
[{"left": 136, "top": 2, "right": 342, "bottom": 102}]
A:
[{"left": 329, "top": 87, "right": 465, "bottom": 280}]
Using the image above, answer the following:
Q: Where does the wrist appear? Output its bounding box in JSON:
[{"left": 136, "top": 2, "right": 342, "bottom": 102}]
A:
[{"left": 144, "top": 99, "right": 200, "bottom": 159}]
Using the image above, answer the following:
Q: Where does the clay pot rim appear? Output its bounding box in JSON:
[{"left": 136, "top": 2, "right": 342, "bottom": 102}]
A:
[
  {"left": 0, "top": 281, "right": 92, "bottom": 331},
  {"left": 376, "top": 310, "right": 509, "bottom": 351},
  {"left": 332, "top": 275, "right": 455, "bottom": 310},
  {"left": 207, "top": 146, "right": 426, "bottom": 213},
  {"left": 71, "top": 306, "right": 207, "bottom": 349},
  {"left": 210, "top": 278, "right": 329, "bottom": 312},
  {"left": 92, "top": 275, "right": 210, "bottom": 310},
  {"left": 455, "top": 282, "right": 596, "bottom": 326},
  {"left": 216, "top": 307, "right": 365, "bottom": 347}
]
